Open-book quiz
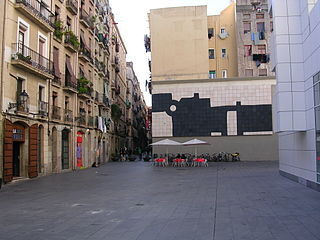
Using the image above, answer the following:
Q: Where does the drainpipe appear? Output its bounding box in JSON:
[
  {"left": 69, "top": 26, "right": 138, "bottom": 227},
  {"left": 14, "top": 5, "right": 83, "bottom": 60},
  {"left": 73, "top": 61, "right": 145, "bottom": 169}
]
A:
[{"left": 0, "top": 0, "right": 8, "bottom": 186}]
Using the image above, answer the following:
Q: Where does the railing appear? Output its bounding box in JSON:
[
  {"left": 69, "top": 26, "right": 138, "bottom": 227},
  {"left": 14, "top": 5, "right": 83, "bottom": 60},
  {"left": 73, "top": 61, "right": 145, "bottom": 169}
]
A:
[
  {"left": 16, "top": 100, "right": 29, "bottom": 113},
  {"left": 80, "top": 8, "right": 94, "bottom": 29},
  {"left": 38, "top": 101, "right": 48, "bottom": 115},
  {"left": 52, "top": 76, "right": 61, "bottom": 85},
  {"left": 79, "top": 45, "right": 92, "bottom": 60},
  {"left": 88, "top": 116, "right": 95, "bottom": 127},
  {"left": 12, "top": 43, "right": 53, "bottom": 75},
  {"left": 66, "top": 0, "right": 78, "bottom": 14},
  {"left": 64, "top": 109, "right": 73, "bottom": 122},
  {"left": 16, "top": 0, "right": 54, "bottom": 27},
  {"left": 51, "top": 106, "right": 61, "bottom": 120},
  {"left": 64, "top": 31, "right": 79, "bottom": 50},
  {"left": 65, "top": 75, "right": 77, "bottom": 90},
  {"left": 103, "top": 94, "right": 109, "bottom": 106},
  {"left": 78, "top": 112, "right": 86, "bottom": 125}
]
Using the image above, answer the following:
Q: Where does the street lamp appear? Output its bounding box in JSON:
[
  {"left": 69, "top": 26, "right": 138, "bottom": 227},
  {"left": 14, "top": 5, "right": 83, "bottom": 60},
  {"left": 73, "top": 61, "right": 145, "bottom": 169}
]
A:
[{"left": 19, "top": 90, "right": 29, "bottom": 103}]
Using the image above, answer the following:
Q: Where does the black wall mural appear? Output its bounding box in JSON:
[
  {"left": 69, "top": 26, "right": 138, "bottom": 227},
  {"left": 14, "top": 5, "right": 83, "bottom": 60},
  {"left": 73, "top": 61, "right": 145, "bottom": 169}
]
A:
[{"left": 152, "top": 93, "right": 273, "bottom": 137}]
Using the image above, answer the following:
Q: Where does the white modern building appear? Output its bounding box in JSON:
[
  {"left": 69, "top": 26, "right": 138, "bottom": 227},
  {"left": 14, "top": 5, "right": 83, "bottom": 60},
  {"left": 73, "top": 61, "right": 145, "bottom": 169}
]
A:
[{"left": 269, "top": 0, "right": 320, "bottom": 190}]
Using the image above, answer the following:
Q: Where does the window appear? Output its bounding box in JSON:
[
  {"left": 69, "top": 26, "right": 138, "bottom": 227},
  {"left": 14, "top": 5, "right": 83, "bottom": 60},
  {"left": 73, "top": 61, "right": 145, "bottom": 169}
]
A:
[
  {"left": 52, "top": 91, "right": 58, "bottom": 106},
  {"left": 16, "top": 77, "right": 24, "bottom": 102},
  {"left": 66, "top": 16, "right": 71, "bottom": 31},
  {"left": 256, "top": 13, "right": 264, "bottom": 19},
  {"left": 208, "top": 28, "right": 214, "bottom": 39},
  {"left": 209, "top": 70, "right": 216, "bottom": 79},
  {"left": 39, "top": 86, "right": 44, "bottom": 101},
  {"left": 221, "top": 49, "right": 227, "bottom": 58},
  {"left": 244, "top": 45, "right": 252, "bottom": 57},
  {"left": 209, "top": 49, "right": 215, "bottom": 59},
  {"left": 222, "top": 70, "right": 227, "bottom": 78},
  {"left": 245, "top": 69, "right": 253, "bottom": 77},
  {"left": 220, "top": 28, "right": 226, "bottom": 34},
  {"left": 243, "top": 14, "right": 250, "bottom": 20},
  {"left": 54, "top": 5, "right": 60, "bottom": 21},
  {"left": 257, "top": 45, "right": 266, "bottom": 54},
  {"left": 65, "top": 96, "right": 69, "bottom": 110},
  {"left": 259, "top": 69, "right": 267, "bottom": 76},
  {"left": 270, "top": 21, "right": 273, "bottom": 32},
  {"left": 244, "top": 22, "right": 251, "bottom": 34},
  {"left": 257, "top": 22, "right": 265, "bottom": 32}
]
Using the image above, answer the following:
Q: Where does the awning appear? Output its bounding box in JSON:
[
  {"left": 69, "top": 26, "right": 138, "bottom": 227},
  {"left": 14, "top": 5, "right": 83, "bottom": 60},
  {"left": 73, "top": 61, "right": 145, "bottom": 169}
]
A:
[
  {"left": 53, "top": 48, "right": 61, "bottom": 78},
  {"left": 66, "top": 57, "right": 76, "bottom": 83},
  {"left": 80, "top": 31, "right": 90, "bottom": 51}
]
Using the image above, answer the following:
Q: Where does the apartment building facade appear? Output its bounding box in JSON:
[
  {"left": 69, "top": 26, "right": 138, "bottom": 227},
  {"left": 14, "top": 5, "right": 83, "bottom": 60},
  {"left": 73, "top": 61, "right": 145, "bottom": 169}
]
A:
[
  {"left": 236, "top": 0, "right": 275, "bottom": 78},
  {"left": 0, "top": 0, "right": 148, "bottom": 185},
  {"left": 269, "top": 0, "right": 320, "bottom": 190},
  {"left": 149, "top": 4, "right": 278, "bottom": 160}
]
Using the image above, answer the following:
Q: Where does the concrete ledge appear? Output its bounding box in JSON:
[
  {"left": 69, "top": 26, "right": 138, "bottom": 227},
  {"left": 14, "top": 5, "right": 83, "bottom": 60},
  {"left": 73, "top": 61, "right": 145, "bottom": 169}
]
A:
[{"left": 280, "top": 170, "right": 320, "bottom": 192}]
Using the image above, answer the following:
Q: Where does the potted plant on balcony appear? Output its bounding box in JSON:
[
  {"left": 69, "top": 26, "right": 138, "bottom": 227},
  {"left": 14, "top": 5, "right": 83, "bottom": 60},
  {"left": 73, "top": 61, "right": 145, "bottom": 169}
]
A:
[
  {"left": 54, "top": 20, "right": 64, "bottom": 40},
  {"left": 77, "top": 76, "right": 91, "bottom": 94},
  {"left": 15, "top": 53, "right": 32, "bottom": 64},
  {"left": 64, "top": 30, "right": 80, "bottom": 50}
]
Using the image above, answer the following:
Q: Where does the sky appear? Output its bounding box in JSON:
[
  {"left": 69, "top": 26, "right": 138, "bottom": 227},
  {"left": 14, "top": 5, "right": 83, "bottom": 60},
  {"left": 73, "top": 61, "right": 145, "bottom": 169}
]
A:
[{"left": 109, "top": 0, "right": 232, "bottom": 106}]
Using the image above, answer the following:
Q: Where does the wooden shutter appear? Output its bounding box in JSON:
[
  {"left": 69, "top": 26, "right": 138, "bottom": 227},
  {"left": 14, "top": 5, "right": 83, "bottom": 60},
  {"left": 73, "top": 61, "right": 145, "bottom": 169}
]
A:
[
  {"left": 3, "top": 119, "right": 13, "bottom": 183},
  {"left": 28, "top": 124, "right": 38, "bottom": 178}
]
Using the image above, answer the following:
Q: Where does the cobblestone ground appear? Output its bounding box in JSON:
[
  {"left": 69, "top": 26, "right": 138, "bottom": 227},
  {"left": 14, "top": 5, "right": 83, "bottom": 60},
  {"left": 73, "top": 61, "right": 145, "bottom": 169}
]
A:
[{"left": 1, "top": 162, "right": 320, "bottom": 240}]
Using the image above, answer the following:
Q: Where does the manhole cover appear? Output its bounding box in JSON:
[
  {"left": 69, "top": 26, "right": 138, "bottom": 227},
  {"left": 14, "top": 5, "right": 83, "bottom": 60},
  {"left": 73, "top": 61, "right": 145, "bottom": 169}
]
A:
[
  {"left": 176, "top": 169, "right": 187, "bottom": 171},
  {"left": 135, "top": 203, "right": 144, "bottom": 206}
]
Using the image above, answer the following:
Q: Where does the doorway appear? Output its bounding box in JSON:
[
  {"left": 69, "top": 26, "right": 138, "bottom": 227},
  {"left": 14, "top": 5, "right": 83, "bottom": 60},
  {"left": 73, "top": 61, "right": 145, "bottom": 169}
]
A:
[
  {"left": 13, "top": 142, "right": 21, "bottom": 177},
  {"left": 62, "top": 129, "right": 69, "bottom": 169}
]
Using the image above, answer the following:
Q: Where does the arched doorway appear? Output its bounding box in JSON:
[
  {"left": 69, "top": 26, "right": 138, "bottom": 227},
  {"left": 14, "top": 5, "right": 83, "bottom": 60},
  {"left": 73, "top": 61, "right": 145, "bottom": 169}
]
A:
[
  {"left": 62, "top": 129, "right": 70, "bottom": 170},
  {"left": 51, "top": 127, "right": 58, "bottom": 172}
]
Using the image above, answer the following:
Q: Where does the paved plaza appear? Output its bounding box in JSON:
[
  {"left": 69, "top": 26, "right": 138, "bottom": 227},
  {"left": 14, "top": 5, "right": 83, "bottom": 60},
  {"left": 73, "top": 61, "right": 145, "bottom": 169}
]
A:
[{"left": 1, "top": 161, "right": 320, "bottom": 240}]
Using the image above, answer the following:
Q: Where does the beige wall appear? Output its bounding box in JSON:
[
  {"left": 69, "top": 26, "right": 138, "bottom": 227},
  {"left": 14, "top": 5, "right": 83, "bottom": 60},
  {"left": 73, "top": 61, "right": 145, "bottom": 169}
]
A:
[
  {"left": 207, "top": 3, "right": 238, "bottom": 78},
  {"left": 150, "top": 6, "right": 209, "bottom": 81}
]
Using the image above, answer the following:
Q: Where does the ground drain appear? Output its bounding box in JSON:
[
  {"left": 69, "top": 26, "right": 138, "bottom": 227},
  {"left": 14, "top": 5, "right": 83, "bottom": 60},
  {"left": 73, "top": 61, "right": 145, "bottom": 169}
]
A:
[{"left": 135, "top": 203, "right": 144, "bottom": 206}]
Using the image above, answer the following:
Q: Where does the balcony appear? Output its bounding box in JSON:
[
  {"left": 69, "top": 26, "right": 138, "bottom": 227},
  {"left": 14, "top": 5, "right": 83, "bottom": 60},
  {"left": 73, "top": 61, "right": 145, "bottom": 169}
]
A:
[
  {"left": 38, "top": 101, "right": 48, "bottom": 117},
  {"left": 15, "top": 0, "right": 54, "bottom": 32},
  {"left": 77, "top": 76, "right": 93, "bottom": 99},
  {"left": 63, "top": 76, "right": 78, "bottom": 93},
  {"left": 51, "top": 106, "right": 61, "bottom": 121},
  {"left": 112, "top": 56, "right": 119, "bottom": 66},
  {"left": 52, "top": 76, "right": 61, "bottom": 86},
  {"left": 88, "top": 116, "right": 95, "bottom": 128},
  {"left": 64, "top": 31, "right": 79, "bottom": 52},
  {"left": 53, "top": 19, "right": 64, "bottom": 43},
  {"left": 66, "top": 0, "right": 78, "bottom": 15},
  {"left": 64, "top": 109, "right": 73, "bottom": 123},
  {"left": 11, "top": 43, "right": 54, "bottom": 80},
  {"left": 79, "top": 46, "right": 92, "bottom": 62},
  {"left": 78, "top": 111, "right": 86, "bottom": 126},
  {"left": 80, "top": 8, "right": 94, "bottom": 30}
]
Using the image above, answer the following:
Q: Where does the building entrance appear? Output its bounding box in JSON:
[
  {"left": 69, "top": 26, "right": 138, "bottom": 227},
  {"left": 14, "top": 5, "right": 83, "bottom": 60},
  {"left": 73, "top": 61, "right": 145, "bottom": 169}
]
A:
[{"left": 13, "top": 142, "right": 21, "bottom": 177}]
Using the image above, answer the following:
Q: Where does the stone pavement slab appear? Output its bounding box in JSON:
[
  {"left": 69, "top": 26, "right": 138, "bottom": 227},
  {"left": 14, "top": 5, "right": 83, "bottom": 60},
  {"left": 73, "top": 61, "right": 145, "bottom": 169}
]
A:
[{"left": 1, "top": 161, "right": 320, "bottom": 240}]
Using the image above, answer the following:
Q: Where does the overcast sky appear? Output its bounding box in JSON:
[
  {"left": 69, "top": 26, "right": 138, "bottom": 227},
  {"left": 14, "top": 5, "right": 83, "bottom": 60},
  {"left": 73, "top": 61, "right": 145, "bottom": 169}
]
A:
[{"left": 109, "top": 0, "right": 232, "bottom": 106}]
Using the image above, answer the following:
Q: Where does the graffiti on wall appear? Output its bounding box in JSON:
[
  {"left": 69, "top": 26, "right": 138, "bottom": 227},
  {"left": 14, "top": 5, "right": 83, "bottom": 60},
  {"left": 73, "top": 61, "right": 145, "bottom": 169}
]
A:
[{"left": 152, "top": 93, "right": 272, "bottom": 137}]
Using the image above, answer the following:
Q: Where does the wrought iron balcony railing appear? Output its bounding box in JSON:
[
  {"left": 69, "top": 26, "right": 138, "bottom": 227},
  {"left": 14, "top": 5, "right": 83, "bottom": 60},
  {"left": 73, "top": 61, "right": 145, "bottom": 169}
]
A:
[
  {"left": 51, "top": 105, "right": 61, "bottom": 120},
  {"left": 12, "top": 43, "right": 53, "bottom": 75},
  {"left": 64, "top": 109, "right": 73, "bottom": 122},
  {"left": 16, "top": 0, "right": 54, "bottom": 27},
  {"left": 66, "top": 0, "right": 78, "bottom": 15},
  {"left": 38, "top": 100, "right": 48, "bottom": 116}
]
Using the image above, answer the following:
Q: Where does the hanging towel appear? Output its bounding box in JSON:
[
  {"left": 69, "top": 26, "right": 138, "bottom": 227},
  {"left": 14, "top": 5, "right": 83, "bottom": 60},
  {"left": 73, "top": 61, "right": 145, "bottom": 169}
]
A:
[{"left": 251, "top": 32, "right": 255, "bottom": 41}]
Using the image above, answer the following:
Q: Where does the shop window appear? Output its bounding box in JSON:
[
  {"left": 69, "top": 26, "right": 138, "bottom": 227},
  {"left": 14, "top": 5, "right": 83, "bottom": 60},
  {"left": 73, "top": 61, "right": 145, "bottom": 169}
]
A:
[{"left": 209, "top": 70, "right": 216, "bottom": 79}]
